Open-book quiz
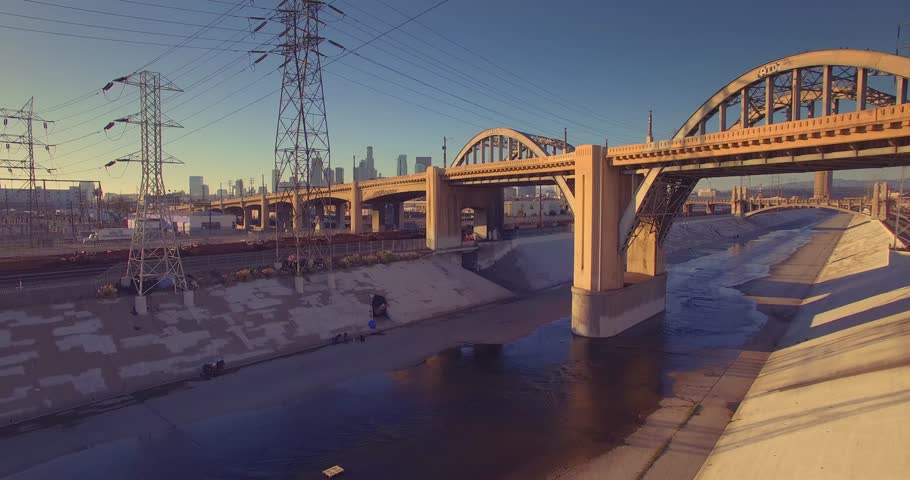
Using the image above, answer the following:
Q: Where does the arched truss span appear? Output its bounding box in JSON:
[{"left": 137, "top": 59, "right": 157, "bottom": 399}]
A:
[
  {"left": 451, "top": 128, "right": 574, "bottom": 167},
  {"left": 676, "top": 50, "right": 910, "bottom": 138},
  {"left": 744, "top": 204, "right": 861, "bottom": 218},
  {"left": 624, "top": 50, "right": 910, "bottom": 250}
]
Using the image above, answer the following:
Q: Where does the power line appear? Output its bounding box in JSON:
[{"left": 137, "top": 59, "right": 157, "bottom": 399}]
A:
[
  {"left": 370, "top": 0, "right": 643, "bottom": 134},
  {"left": 23, "top": 0, "right": 254, "bottom": 33},
  {"left": 118, "top": 0, "right": 258, "bottom": 19},
  {"left": 326, "top": 19, "right": 609, "bottom": 139},
  {"left": 130, "top": 0, "right": 254, "bottom": 74},
  {"left": 0, "top": 24, "right": 256, "bottom": 52},
  {"left": 327, "top": 0, "right": 451, "bottom": 64},
  {"left": 0, "top": 10, "right": 266, "bottom": 44},
  {"left": 324, "top": 69, "right": 486, "bottom": 130}
]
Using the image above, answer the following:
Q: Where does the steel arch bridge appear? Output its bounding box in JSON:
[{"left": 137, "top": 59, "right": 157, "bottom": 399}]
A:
[
  {"left": 620, "top": 49, "right": 910, "bottom": 250},
  {"left": 450, "top": 127, "right": 575, "bottom": 167}
]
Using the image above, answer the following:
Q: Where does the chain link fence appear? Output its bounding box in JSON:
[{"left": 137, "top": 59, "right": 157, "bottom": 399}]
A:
[{"left": 0, "top": 238, "right": 428, "bottom": 309}]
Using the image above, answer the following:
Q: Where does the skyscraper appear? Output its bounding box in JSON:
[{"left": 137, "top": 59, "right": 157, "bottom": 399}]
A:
[
  {"left": 397, "top": 154, "right": 407, "bottom": 176},
  {"left": 324, "top": 167, "right": 334, "bottom": 185},
  {"left": 366, "top": 146, "right": 374, "bottom": 174},
  {"left": 311, "top": 156, "right": 325, "bottom": 186},
  {"left": 234, "top": 179, "right": 244, "bottom": 197},
  {"left": 189, "top": 176, "right": 204, "bottom": 200},
  {"left": 335, "top": 166, "right": 344, "bottom": 184},
  {"left": 271, "top": 168, "right": 280, "bottom": 193},
  {"left": 415, "top": 156, "right": 432, "bottom": 173}
]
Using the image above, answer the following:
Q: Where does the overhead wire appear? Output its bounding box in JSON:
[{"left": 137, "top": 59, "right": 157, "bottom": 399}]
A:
[
  {"left": 0, "top": 24, "right": 256, "bottom": 52},
  {"left": 370, "top": 0, "right": 644, "bottom": 136},
  {"left": 23, "top": 0, "right": 255, "bottom": 33},
  {"left": 0, "top": 10, "right": 267, "bottom": 45},
  {"left": 130, "top": 0, "right": 254, "bottom": 74},
  {"left": 326, "top": 18, "right": 612, "bottom": 141}
]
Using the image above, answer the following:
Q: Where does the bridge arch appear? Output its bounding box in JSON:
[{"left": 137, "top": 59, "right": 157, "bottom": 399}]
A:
[
  {"left": 623, "top": 49, "right": 910, "bottom": 249},
  {"left": 676, "top": 50, "right": 910, "bottom": 138},
  {"left": 744, "top": 203, "right": 863, "bottom": 218},
  {"left": 450, "top": 128, "right": 574, "bottom": 167}
]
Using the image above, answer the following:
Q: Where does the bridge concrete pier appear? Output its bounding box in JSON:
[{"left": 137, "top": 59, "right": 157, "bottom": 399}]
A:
[
  {"left": 683, "top": 203, "right": 693, "bottom": 216},
  {"left": 426, "top": 166, "right": 463, "bottom": 250},
  {"left": 292, "top": 190, "right": 302, "bottom": 232},
  {"left": 471, "top": 189, "right": 504, "bottom": 241},
  {"left": 314, "top": 204, "right": 325, "bottom": 232},
  {"left": 350, "top": 183, "right": 363, "bottom": 234},
  {"left": 241, "top": 200, "right": 252, "bottom": 231},
  {"left": 570, "top": 145, "right": 667, "bottom": 338},
  {"left": 370, "top": 202, "right": 404, "bottom": 232},
  {"left": 256, "top": 193, "right": 269, "bottom": 232}
]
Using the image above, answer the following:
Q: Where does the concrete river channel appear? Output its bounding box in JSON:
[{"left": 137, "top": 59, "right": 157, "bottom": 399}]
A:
[{"left": 1, "top": 214, "right": 827, "bottom": 480}]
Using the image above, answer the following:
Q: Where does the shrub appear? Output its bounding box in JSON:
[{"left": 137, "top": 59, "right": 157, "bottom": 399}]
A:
[
  {"left": 96, "top": 283, "right": 117, "bottom": 298},
  {"left": 234, "top": 268, "right": 254, "bottom": 282},
  {"left": 377, "top": 250, "right": 397, "bottom": 264}
]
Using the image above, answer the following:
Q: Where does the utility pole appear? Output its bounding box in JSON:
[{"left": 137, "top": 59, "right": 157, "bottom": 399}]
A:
[
  {"left": 0, "top": 98, "right": 54, "bottom": 246},
  {"left": 442, "top": 137, "right": 447, "bottom": 167},
  {"left": 538, "top": 185, "right": 542, "bottom": 229},
  {"left": 274, "top": 0, "right": 333, "bottom": 278},
  {"left": 68, "top": 200, "right": 75, "bottom": 243},
  {"left": 108, "top": 71, "right": 187, "bottom": 299}
]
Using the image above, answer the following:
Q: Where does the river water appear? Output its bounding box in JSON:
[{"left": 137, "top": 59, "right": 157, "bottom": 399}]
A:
[{"left": 4, "top": 221, "right": 822, "bottom": 480}]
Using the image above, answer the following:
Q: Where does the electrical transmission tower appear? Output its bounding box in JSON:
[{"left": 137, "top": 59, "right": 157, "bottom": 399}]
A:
[
  {"left": 0, "top": 98, "right": 53, "bottom": 246},
  {"left": 274, "top": 0, "right": 333, "bottom": 276},
  {"left": 110, "top": 71, "right": 187, "bottom": 297}
]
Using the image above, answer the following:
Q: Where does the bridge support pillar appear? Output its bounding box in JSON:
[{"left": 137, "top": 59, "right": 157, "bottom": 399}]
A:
[
  {"left": 571, "top": 145, "right": 666, "bottom": 338},
  {"left": 426, "top": 166, "right": 462, "bottom": 250},
  {"left": 259, "top": 193, "right": 269, "bottom": 231},
  {"left": 292, "top": 190, "right": 302, "bottom": 232},
  {"left": 370, "top": 208, "right": 381, "bottom": 232},
  {"left": 314, "top": 204, "right": 325, "bottom": 232},
  {"left": 626, "top": 226, "right": 666, "bottom": 277},
  {"left": 683, "top": 203, "right": 693, "bottom": 216},
  {"left": 705, "top": 203, "right": 715, "bottom": 215},
  {"left": 242, "top": 201, "right": 252, "bottom": 231},
  {"left": 471, "top": 189, "right": 504, "bottom": 241},
  {"left": 350, "top": 183, "right": 363, "bottom": 234}
]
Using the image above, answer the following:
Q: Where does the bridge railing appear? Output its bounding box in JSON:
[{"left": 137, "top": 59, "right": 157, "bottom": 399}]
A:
[{"left": 610, "top": 103, "right": 910, "bottom": 162}]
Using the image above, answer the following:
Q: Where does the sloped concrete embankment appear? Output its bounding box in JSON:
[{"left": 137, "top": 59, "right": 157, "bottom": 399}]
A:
[
  {"left": 696, "top": 216, "right": 910, "bottom": 479},
  {"left": 0, "top": 257, "right": 511, "bottom": 425}
]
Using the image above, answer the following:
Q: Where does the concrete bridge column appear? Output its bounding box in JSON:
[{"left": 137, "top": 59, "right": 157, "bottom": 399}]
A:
[
  {"left": 683, "top": 203, "right": 693, "bottom": 216},
  {"left": 471, "top": 189, "right": 504, "bottom": 241},
  {"left": 395, "top": 202, "right": 405, "bottom": 230},
  {"left": 426, "top": 166, "right": 462, "bottom": 250},
  {"left": 350, "top": 183, "right": 363, "bottom": 234},
  {"left": 258, "top": 193, "right": 268, "bottom": 231},
  {"left": 626, "top": 226, "right": 665, "bottom": 277},
  {"left": 570, "top": 145, "right": 667, "bottom": 338},
  {"left": 373, "top": 202, "right": 405, "bottom": 232},
  {"left": 292, "top": 190, "right": 302, "bottom": 232},
  {"left": 314, "top": 203, "right": 325, "bottom": 232},
  {"left": 241, "top": 200, "right": 252, "bottom": 231},
  {"left": 370, "top": 207, "right": 381, "bottom": 232},
  {"left": 706, "top": 203, "right": 715, "bottom": 215}
]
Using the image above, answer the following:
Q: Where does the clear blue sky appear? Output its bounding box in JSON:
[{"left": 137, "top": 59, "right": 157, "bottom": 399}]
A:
[{"left": 0, "top": 0, "right": 907, "bottom": 196}]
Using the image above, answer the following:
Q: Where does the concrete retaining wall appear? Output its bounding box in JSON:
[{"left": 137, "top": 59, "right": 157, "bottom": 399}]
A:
[{"left": 0, "top": 257, "right": 511, "bottom": 425}]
